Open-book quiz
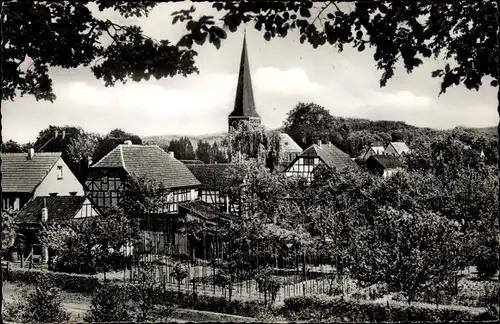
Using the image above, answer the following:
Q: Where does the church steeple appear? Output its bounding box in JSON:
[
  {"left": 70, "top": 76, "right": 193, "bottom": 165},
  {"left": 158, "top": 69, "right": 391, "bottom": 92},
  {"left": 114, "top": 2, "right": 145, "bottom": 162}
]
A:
[{"left": 228, "top": 32, "right": 261, "bottom": 131}]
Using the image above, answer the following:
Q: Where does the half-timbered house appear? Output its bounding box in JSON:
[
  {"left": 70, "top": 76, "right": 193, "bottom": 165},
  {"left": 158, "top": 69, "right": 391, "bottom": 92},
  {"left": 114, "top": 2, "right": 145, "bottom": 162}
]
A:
[
  {"left": 186, "top": 163, "right": 242, "bottom": 214},
  {"left": 85, "top": 141, "right": 202, "bottom": 256},
  {"left": 284, "top": 140, "right": 358, "bottom": 182}
]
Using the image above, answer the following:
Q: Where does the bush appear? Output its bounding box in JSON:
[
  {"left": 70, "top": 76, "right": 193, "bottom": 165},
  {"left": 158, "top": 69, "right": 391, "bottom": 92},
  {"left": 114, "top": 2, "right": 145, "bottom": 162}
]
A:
[
  {"left": 85, "top": 281, "right": 133, "bottom": 322},
  {"left": 4, "top": 267, "right": 99, "bottom": 294},
  {"left": 3, "top": 284, "right": 70, "bottom": 323},
  {"left": 281, "top": 296, "right": 494, "bottom": 322}
]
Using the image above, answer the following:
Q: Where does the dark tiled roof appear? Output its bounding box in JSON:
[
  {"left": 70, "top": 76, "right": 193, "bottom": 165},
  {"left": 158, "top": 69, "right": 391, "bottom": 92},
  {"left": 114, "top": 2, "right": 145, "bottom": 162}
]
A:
[
  {"left": 180, "top": 160, "right": 205, "bottom": 165},
  {"left": 186, "top": 164, "right": 240, "bottom": 190},
  {"left": 179, "top": 200, "right": 235, "bottom": 221},
  {"left": 16, "top": 196, "right": 88, "bottom": 224},
  {"left": 92, "top": 144, "right": 201, "bottom": 188},
  {"left": 299, "top": 143, "right": 358, "bottom": 170},
  {"left": 1, "top": 152, "right": 61, "bottom": 193},
  {"left": 228, "top": 34, "right": 260, "bottom": 119},
  {"left": 367, "top": 155, "right": 403, "bottom": 169}
]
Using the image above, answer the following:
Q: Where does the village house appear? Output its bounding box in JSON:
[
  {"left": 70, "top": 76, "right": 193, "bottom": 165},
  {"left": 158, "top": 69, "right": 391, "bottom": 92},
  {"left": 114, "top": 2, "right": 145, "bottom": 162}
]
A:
[
  {"left": 359, "top": 145, "right": 385, "bottom": 161},
  {"left": 385, "top": 142, "right": 411, "bottom": 157},
  {"left": 15, "top": 196, "right": 100, "bottom": 264},
  {"left": 84, "top": 141, "right": 207, "bottom": 256},
  {"left": 185, "top": 163, "right": 242, "bottom": 214},
  {"left": 364, "top": 154, "right": 404, "bottom": 178},
  {"left": 1, "top": 150, "right": 85, "bottom": 211},
  {"left": 284, "top": 140, "right": 358, "bottom": 182}
]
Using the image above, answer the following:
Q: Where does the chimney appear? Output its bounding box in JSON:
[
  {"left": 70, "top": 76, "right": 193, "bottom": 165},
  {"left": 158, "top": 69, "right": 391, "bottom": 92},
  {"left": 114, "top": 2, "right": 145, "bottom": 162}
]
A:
[
  {"left": 54, "top": 130, "right": 59, "bottom": 139},
  {"left": 61, "top": 130, "right": 66, "bottom": 139},
  {"left": 124, "top": 140, "right": 132, "bottom": 145},
  {"left": 168, "top": 151, "right": 175, "bottom": 158},
  {"left": 87, "top": 157, "right": 93, "bottom": 167},
  {"left": 27, "top": 148, "right": 35, "bottom": 160},
  {"left": 327, "top": 141, "right": 332, "bottom": 147},
  {"left": 41, "top": 198, "right": 48, "bottom": 222},
  {"left": 317, "top": 140, "right": 322, "bottom": 147}
]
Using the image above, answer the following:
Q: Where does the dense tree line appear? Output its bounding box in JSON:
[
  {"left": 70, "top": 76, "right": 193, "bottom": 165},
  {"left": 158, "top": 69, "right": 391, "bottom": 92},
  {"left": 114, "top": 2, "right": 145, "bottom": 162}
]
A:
[{"left": 283, "top": 102, "right": 498, "bottom": 164}]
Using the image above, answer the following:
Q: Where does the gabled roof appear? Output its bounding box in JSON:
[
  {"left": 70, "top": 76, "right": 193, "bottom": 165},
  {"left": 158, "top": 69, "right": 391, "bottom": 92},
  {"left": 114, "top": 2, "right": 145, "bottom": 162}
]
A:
[
  {"left": 366, "top": 155, "right": 403, "bottom": 169},
  {"left": 91, "top": 144, "right": 201, "bottom": 188},
  {"left": 228, "top": 33, "right": 260, "bottom": 119},
  {"left": 280, "top": 133, "right": 302, "bottom": 153},
  {"left": 360, "top": 146, "right": 385, "bottom": 159},
  {"left": 1, "top": 152, "right": 61, "bottom": 193},
  {"left": 179, "top": 200, "right": 235, "bottom": 222},
  {"left": 186, "top": 163, "right": 241, "bottom": 190},
  {"left": 16, "top": 196, "right": 91, "bottom": 224},
  {"left": 388, "top": 142, "right": 410, "bottom": 155},
  {"left": 298, "top": 143, "right": 358, "bottom": 170}
]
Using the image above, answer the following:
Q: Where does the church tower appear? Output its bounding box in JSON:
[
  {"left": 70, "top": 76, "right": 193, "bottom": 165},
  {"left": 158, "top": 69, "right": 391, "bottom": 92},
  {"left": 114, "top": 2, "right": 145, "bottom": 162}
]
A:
[{"left": 228, "top": 33, "right": 261, "bottom": 132}]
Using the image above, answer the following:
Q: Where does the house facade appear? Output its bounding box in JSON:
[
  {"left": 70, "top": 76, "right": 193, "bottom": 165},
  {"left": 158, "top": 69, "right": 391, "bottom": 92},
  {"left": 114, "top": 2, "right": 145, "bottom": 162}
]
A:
[
  {"left": 186, "top": 163, "right": 242, "bottom": 215},
  {"left": 365, "top": 155, "right": 403, "bottom": 178},
  {"left": 1, "top": 150, "right": 84, "bottom": 211},
  {"left": 85, "top": 142, "right": 202, "bottom": 256},
  {"left": 284, "top": 140, "right": 358, "bottom": 182},
  {"left": 85, "top": 142, "right": 201, "bottom": 214},
  {"left": 279, "top": 133, "right": 303, "bottom": 165}
]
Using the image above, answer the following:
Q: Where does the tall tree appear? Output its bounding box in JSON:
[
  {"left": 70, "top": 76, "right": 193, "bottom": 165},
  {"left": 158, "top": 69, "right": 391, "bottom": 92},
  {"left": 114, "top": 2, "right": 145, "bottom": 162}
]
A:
[
  {"left": 211, "top": 141, "right": 229, "bottom": 164},
  {"left": 195, "top": 140, "right": 211, "bottom": 163},
  {"left": 167, "top": 137, "right": 195, "bottom": 160},
  {"left": 93, "top": 129, "right": 142, "bottom": 163},
  {"left": 1, "top": 140, "right": 24, "bottom": 153},
  {"left": 283, "top": 102, "right": 338, "bottom": 149}
]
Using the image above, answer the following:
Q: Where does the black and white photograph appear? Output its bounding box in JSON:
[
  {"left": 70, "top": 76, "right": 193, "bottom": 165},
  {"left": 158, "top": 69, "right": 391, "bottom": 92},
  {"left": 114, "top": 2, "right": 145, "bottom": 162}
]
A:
[{"left": 1, "top": 1, "right": 499, "bottom": 323}]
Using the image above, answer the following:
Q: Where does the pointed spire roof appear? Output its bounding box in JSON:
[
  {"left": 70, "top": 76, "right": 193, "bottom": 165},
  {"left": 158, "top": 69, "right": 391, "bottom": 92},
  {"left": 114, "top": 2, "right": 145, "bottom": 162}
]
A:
[{"left": 229, "top": 33, "right": 260, "bottom": 118}]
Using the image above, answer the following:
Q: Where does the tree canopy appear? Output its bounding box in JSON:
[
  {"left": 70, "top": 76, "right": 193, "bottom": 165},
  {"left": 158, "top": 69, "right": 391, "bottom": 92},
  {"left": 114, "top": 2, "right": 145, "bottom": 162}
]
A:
[
  {"left": 2, "top": 1, "right": 198, "bottom": 102},
  {"left": 172, "top": 1, "right": 498, "bottom": 95}
]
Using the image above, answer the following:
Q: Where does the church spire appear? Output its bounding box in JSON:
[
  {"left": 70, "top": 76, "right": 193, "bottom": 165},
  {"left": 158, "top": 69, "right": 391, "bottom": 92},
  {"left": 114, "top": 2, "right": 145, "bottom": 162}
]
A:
[{"left": 228, "top": 32, "right": 261, "bottom": 131}]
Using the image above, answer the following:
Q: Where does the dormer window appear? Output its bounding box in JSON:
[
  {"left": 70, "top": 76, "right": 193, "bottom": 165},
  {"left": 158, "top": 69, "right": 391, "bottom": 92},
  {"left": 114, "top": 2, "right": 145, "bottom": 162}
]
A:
[{"left": 57, "top": 166, "right": 63, "bottom": 180}]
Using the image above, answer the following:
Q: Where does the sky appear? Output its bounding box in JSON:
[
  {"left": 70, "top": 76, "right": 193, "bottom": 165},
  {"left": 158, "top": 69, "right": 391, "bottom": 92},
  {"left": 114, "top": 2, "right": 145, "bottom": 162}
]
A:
[{"left": 3, "top": 2, "right": 497, "bottom": 144}]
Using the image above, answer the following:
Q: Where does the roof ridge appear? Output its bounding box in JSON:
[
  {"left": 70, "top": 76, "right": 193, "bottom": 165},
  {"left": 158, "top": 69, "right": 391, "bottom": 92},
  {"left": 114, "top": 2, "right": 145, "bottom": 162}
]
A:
[{"left": 119, "top": 145, "right": 127, "bottom": 171}]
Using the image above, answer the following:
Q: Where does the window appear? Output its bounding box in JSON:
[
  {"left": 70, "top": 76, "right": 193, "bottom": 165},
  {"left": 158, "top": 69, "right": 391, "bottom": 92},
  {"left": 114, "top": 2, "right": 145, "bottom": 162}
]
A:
[
  {"left": 57, "top": 166, "right": 63, "bottom": 180},
  {"left": 303, "top": 158, "right": 314, "bottom": 166}
]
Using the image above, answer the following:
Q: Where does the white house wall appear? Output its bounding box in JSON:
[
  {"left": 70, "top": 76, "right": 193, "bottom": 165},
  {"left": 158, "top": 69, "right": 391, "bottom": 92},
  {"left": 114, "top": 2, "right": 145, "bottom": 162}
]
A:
[
  {"left": 73, "top": 198, "right": 101, "bottom": 219},
  {"left": 34, "top": 157, "right": 84, "bottom": 197},
  {"left": 285, "top": 157, "right": 322, "bottom": 182}
]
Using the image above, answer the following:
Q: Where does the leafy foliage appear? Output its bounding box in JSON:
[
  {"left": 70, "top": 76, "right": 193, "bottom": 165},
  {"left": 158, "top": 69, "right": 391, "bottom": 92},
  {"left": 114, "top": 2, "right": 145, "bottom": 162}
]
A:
[
  {"left": 168, "top": 136, "right": 195, "bottom": 160},
  {"left": 226, "top": 120, "right": 282, "bottom": 169},
  {"left": 1, "top": 209, "right": 19, "bottom": 253},
  {"left": 2, "top": 2, "right": 198, "bottom": 102},
  {"left": 85, "top": 281, "right": 132, "bottom": 322},
  {"left": 40, "top": 208, "right": 140, "bottom": 275},
  {"left": 173, "top": 1, "right": 498, "bottom": 94},
  {"left": 4, "top": 283, "right": 70, "bottom": 323},
  {"left": 92, "top": 128, "right": 142, "bottom": 163},
  {"left": 350, "top": 207, "right": 464, "bottom": 305},
  {"left": 1, "top": 140, "right": 25, "bottom": 153}
]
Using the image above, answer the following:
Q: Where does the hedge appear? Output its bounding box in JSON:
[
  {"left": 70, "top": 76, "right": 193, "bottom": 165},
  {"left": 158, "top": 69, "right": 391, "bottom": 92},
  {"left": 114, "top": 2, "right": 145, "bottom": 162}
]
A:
[
  {"left": 4, "top": 268, "right": 496, "bottom": 322},
  {"left": 282, "top": 296, "right": 497, "bottom": 322},
  {"left": 3, "top": 267, "right": 99, "bottom": 294}
]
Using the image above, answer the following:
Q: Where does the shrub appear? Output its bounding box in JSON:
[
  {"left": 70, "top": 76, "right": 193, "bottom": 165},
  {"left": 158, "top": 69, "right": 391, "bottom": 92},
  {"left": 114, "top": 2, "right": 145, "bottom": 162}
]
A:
[
  {"left": 4, "top": 267, "right": 99, "bottom": 294},
  {"left": 84, "top": 281, "right": 133, "bottom": 322},
  {"left": 256, "top": 271, "right": 281, "bottom": 305},
  {"left": 4, "top": 284, "right": 70, "bottom": 323},
  {"left": 281, "top": 296, "right": 493, "bottom": 322}
]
